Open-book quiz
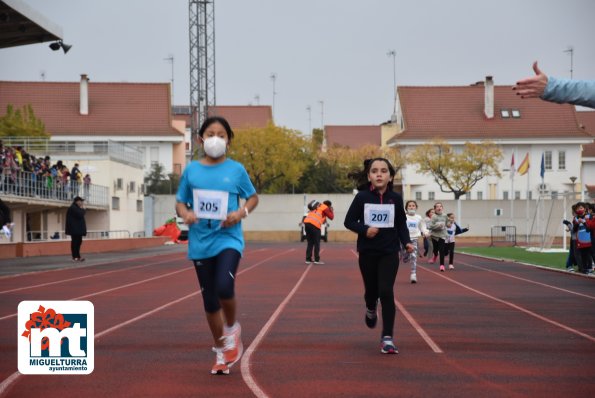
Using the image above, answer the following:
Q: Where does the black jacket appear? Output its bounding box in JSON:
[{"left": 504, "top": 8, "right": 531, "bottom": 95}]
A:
[
  {"left": 0, "top": 199, "right": 11, "bottom": 226},
  {"left": 344, "top": 188, "right": 411, "bottom": 255},
  {"left": 65, "top": 203, "right": 87, "bottom": 236}
]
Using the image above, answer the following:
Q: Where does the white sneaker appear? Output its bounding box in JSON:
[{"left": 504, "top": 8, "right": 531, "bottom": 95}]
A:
[{"left": 410, "top": 273, "right": 417, "bottom": 283}]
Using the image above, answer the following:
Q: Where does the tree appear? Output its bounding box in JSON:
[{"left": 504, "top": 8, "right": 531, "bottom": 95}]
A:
[
  {"left": 407, "top": 139, "right": 502, "bottom": 200},
  {"left": 0, "top": 104, "right": 49, "bottom": 137},
  {"left": 144, "top": 163, "right": 179, "bottom": 194},
  {"left": 229, "top": 124, "right": 311, "bottom": 193}
]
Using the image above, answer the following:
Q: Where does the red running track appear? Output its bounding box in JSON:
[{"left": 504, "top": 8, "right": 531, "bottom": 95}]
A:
[{"left": 0, "top": 243, "right": 594, "bottom": 398}]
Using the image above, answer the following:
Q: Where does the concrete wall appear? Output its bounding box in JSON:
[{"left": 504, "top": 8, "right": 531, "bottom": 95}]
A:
[{"left": 149, "top": 194, "right": 575, "bottom": 242}]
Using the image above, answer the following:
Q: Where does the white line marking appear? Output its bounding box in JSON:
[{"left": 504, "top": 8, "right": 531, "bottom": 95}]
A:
[
  {"left": 241, "top": 264, "right": 313, "bottom": 398},
  {"left": 0, "top": 257, "right": 180, "bottom": 295},
  {"left": 0, "top": 251, "right": 187, "bottom": 280},
  {"left": 395, "top": 299, "right": 443, "bottom": 353},
  {"left": 0, "top": 248, "right": 290, "bottom": 397},
  {"left": 0, "top": 267, "right": 190, "bottom": 321},
  {"left": 457, "top": 260, "right": 595, "bottom": 300},
  {"left": 419, "top": 265, "right": 595, "bottom": 343},
  {"left": 349, "top": 250, "right": 442, "bottom": 354}
]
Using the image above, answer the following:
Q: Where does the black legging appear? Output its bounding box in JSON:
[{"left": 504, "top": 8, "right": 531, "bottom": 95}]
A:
[
  {"left": 431, "top": 237, "right": 446, "bottom": 265},
  {"left": 444, "top": 242, "right": 455, "bottom": 265},
  {"left": 305, "top": 223, "right": 321, "bottom": 262},
  {"left": 358, "top": 252, "right": 399, "bottom": 338},
  {"left": 70, "top": 235, "right": 83, "bottom": 259},
  {"left": 193, "top": 249, "right": 241, "bottom": 313}
]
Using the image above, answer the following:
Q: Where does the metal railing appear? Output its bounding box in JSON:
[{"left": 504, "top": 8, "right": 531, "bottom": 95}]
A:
[
  {"left": 0, "top": 170, "right": 109, "bottom": 207},
  {"left": 2, "top": 138, "right": 144, "bottom": 168},
  {"left": 26, "top": 230, "right": 132, "bottom": 242},
  {"left": 490, "top": 226, "right": 517, "bottom": 247}
]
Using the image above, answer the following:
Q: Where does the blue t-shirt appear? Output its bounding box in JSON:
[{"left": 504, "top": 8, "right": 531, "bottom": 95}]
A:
[{"left": 176, "top": 158, "right": 256, "bottom": 260}]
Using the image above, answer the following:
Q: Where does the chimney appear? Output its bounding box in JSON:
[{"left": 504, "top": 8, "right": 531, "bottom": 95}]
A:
[
  {"left": 484, "top": 75, "right": 494, "bottom": 119},
  {"left": 80, "top": 74, "right": 89, "bottom": 115}
]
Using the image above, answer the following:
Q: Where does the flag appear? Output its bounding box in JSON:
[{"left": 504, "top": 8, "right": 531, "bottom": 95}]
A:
[
  {"left": 540, "top": 152, "right": 545, "bottom": 179},
  {"left": 510, "top": 152, "right": 515, "bottom": 179},
  {"left": 517, "top": 153, "right": 530, "bottom": 176}
]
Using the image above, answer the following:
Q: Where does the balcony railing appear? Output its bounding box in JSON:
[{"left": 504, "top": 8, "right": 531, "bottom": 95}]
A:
[
  {"left": 0, "top": 170, "right": 109, "bottom": 208},
  {"left": 2, "top": 138, "right": 144, "bottom": 168}
]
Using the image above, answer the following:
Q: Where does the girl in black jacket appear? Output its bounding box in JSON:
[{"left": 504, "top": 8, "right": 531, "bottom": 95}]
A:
[{"left": 344, "top": 158, "right": 413, "bottom": 354}]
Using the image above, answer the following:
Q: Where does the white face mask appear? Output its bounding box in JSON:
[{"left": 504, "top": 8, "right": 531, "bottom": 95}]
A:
[
  {"left": 407, "top": 209, "right": 416, "bottom": 215},
  {"left": 203, "top": 136, "right": 227, "bottom": 158}
]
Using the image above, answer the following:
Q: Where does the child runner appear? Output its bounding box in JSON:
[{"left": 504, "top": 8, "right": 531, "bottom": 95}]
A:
[
  {"left": 428, "top": 202, "right": 448, "bottom": 271},
  {"left": 403, "top": 200, "right": 429, "bottom": 283},
  {"left": 572, "top": 202, "right": 594, "bottom": 274},
  {"left": 176, "top": 116, "right": 259, "bottom": 375},
  {"left": 443, "top": 213, "right": 469, "bottom": 270},
  {"left": 344, "top": 158, "right": 413, "bottom": 354},
  {"left": 422, "top": 208, "right": 435, "bottom": 258}
]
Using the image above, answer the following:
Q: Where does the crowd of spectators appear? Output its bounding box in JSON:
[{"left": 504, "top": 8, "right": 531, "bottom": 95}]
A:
[{"left": 0, "top": 140, "right": 92, "bottom": 201}]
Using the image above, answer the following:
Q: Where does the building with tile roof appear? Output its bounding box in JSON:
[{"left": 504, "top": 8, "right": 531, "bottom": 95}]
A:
[
  {"left": 0, "top": 75, "right": 185, "bottom": 241},
  {"left": 386, "top": 76, "right": 594, "bottom": 201},
  {"left": 576, "top": 111, "right": 595, "bottom": 200}
]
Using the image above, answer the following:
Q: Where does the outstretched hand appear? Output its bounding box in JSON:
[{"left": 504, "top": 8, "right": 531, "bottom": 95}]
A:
[{"left": 513, "top": 61, "right": 548, "bottom": 99}]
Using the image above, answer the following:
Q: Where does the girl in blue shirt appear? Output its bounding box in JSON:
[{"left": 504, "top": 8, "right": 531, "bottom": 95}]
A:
[{"left": 176, "top": 116, "right": 259, "bottom": 375}]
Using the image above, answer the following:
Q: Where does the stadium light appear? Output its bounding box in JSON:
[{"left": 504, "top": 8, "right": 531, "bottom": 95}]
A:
[{"left": 49, "top": 40, "right": 72, "bottom": 54}]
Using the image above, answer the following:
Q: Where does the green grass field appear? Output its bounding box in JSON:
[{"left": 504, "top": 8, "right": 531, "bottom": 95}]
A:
[{"left": 457, "top": 246, "right": 569, "bottom": 270}]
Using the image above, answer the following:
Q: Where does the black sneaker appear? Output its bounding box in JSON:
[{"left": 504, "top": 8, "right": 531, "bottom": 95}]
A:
[{"left": 365, "top": 308, "right": 377, "bottom": 329}]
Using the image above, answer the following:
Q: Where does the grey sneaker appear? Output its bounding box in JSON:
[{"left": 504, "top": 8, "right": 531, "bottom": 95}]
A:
[{"left": 314, "top": 260, "right": 325, "bottom": 265}]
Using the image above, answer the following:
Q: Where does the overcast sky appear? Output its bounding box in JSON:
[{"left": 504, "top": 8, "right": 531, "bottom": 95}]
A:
[{"left": 1, "top": 0, "right": 594, "bottom": 134}]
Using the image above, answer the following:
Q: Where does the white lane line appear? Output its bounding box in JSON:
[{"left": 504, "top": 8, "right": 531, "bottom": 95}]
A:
[
  {"left": 349, "top": 250, "right": 442, "bottom": 354},
  {"left": 457, "top": 259, "right": 595, "bottom": 300},
  {"left": 0, "top": 267, "right": 190, "bottom": 321},
  {"left": 241, "top": 264, "right": 313, "bottom": 398},
  {"left": 395, "top": 299, "right": 443, "bottom": 353},
  {"left": 0, "top": 257, "right": 181, "bottom": 295},
  {"left": 0, "top": 249, "right": 291, "bottom": 397},
  {"left": 418, "top": 265, "right": 595, "bottom": 343},
  {"left": 0, "top": 251, "right": 187, "bottom": 280}
]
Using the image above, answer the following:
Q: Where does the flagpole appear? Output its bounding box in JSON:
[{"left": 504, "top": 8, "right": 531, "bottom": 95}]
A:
[
  {"left": 510, "top": 150, "right": 515, "bottom": 226},
  {"left": 525, "top": 170, "right": 530, "bottom": 245}
]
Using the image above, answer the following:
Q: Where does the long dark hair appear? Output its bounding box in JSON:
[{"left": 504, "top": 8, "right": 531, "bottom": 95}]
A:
[
  {"left": 349, "top": 157, "right": 396, "bottom": 192},
  {"left": 198, "top": 116, "right": 234, "bottom": 142}
]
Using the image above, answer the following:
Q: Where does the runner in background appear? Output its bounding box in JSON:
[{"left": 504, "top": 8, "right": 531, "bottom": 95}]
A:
[
  {"left": 344, "top": 158, "right": 413, "bottom": 354},
  {"left": 443, "top": 213, "right": 469, "bottom": 270},
  {"left": 403, "top": 200, "right": 429, "bottom": 283},
  {"left": 428, "top": 202, "right": 448, "bottom": 272},
  {"left": 175, "top": 116, "right": 259, "bottom": 375},
  {"left": 422, "top": 208, "right": 435, "bottom": 259}
]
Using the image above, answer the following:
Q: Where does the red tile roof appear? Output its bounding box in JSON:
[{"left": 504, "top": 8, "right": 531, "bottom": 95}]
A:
[
  {"left": 172, "top": 105, "right": 273, "bottom": 130},
  {"left": 325, "top": 125, "right": 381, "bottom": 149},
  {"left": 389, "top": 84, "right": 591, "bottom": 143},
  {"left": 576, "top": 111, "right": 595, "bottom": 157},
  {"left": 0, "top": 80, "right": 181, "bottom": 136}
]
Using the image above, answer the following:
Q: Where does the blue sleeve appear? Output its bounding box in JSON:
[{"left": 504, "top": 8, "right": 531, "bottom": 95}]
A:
[
  {"left": 542, "top": 76, "right": 595, "bottom": 109},
  {"left": 237, "top": 164, "right": 256, "bottom": 199},
  {"left": 175, "top": 167, "right": 191, "bottom": 204}
]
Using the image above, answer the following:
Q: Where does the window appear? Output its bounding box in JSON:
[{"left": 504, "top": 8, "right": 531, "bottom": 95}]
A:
[
  {"left": 428, "top": 191, "right": 435, "bottom": 201},
  {"left": 477, "top": 191, "right": 483, "bottom": 200},
  {"left": 503, "top": 191, "right": 509, "bottom": 200},
  {"left": 415, "top": 192, "right": 422, "bottom": 201},
  {"left": 112, "top": 197, "right": 120, "bottom": 210},
  {"left": 511, "top": 109, "right": 521, "bottom": 118},
  {"left": 137, "top": 200, "right": 143, "bottom": 212},
  {"left": 544, "top": 151, "right": 552, "bottom": 170},
  {"left": 150, "top": 146, "right": 159, "bottom": 165},
  {"left": 558, "top": 151, "right": 566, "bottom": 170},
  {"left": 129, "top": 181, "right": 136, "bottom": 193},
  {"left": 551, "top": 191, "right": 558, "bottom": 199},
  {"left": 115, "top": 178, "right": 123, "bottom": 191},
  {"left": 528, "top": 191, "right": 533, "bottom": 200},
  {"left": 515, "top": 191, "right": 521, "bottom": 200},
  {"left": 500, "top": 109, "right": 510, "bottom": 118}
]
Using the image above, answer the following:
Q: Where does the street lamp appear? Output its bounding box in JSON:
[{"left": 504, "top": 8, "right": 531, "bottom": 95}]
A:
[{"left": 569, "top": 176, "right": 577, "bottom": 200}]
